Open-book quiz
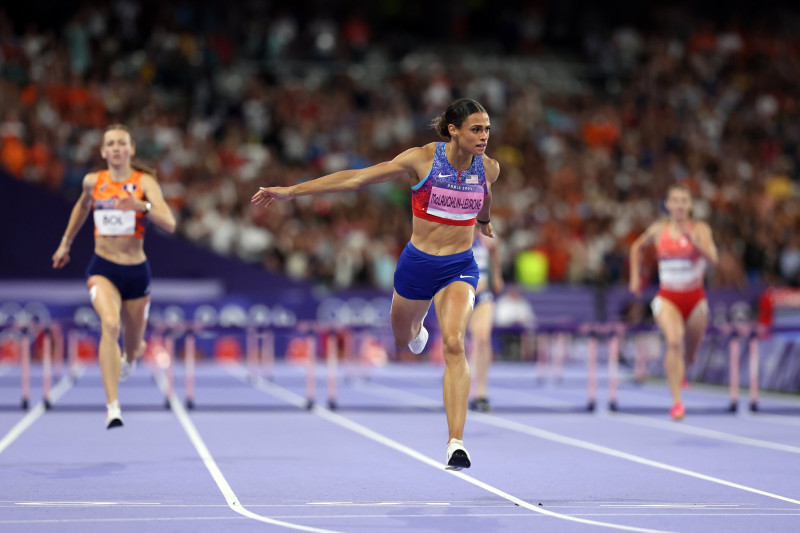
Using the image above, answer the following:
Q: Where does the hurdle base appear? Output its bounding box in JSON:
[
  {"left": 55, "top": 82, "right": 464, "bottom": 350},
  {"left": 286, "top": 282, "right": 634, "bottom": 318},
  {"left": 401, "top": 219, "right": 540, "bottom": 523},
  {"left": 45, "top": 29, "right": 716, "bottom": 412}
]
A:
[
  {"left": 327, "top": 399, "right": 337, "bottom": 410},
  {"left": 305, "top": 399, "right": 315, "bottom": 410},
  {"left": 586, "top": 400, "right": 596, "bottom": 412},
  {"left": 727, "top": 401, "right": 738, "bottom": 413},
  {"left": 749, "top": 401, "right": 758, "bottom": 412},
  {"left": 186, "top": 399, "right": 195, "bottom": 410},
  {"left": 608, "top": 401, "right": 618, "bottom": 412},
  {"left": 44, "top": 398, "right": 52, "bottom": 410},
  {"left": 21, "top": 398, "right": 29, "bottom": 410},
  {"left": 164, "top": 399, "right": 171, "bottom": 410}
]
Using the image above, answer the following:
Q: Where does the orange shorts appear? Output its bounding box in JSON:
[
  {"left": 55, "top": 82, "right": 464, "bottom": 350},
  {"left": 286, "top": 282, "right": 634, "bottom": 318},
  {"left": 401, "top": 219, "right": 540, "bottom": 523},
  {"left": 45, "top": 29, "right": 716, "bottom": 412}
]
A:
[{"left": 652, "top": 287, "right": 706, "bottom": 321}]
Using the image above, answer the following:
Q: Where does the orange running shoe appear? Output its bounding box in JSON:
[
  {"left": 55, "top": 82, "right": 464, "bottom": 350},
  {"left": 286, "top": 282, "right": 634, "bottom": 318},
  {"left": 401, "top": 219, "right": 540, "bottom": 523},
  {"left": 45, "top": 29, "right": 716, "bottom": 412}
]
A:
[{"left": 670, "top": 402, "right": 685, "bottom": 421}]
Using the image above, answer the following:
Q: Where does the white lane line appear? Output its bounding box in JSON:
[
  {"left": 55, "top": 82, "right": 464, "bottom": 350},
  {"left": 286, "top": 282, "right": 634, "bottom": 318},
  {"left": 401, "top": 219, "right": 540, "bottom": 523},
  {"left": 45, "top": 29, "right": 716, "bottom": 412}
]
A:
[
  {"left": 603, "top": 412, "right": 800, "bottom": 454},
  {"left": 0, "top": 372, "right": 76, "bottom": 456},
  {"left": 473, "top": 413, "right": 800, "bottom": 506},
  {"left": 1, "top": 511, "right": 799, "bottom": 525},
  {"left": 229, "top": 366, "right": 672, "bottom": 533},
  {"left": 355, "top": 377, "right": 800, "bottom": 507},
  {"left": 153, "top": 372, "right": 342, "bottom": 533}
]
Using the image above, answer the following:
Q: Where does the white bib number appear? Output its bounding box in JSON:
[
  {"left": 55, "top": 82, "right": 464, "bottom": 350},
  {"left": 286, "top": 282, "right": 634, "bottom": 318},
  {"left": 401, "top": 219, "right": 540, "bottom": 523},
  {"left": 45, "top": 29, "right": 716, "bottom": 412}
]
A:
[{"left": 94, "top": 209, "right": 136, "bottom": 236}]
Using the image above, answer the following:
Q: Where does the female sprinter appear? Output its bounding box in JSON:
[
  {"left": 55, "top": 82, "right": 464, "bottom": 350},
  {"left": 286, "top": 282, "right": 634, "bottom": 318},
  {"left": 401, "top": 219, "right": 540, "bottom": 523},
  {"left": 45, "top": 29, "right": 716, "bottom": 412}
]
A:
[
  {"left": 629, "top": 184, "right": 718, "bottom": 420},
  {"left": 252, "top": 98, "right": 499, "bottom": 469},
  {"left": 52, "top": 124, "right": 176, "bottom": 428},
  {"left": 468, "top": 228, "right": 503, "bottom": 412}
]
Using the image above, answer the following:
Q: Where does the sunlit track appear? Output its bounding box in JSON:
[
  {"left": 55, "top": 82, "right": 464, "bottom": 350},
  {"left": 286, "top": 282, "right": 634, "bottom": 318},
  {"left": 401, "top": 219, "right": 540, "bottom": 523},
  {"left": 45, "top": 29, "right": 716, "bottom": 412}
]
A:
[
  {"left": 228, "top": 366, "right": 674, "bottom": 533},
  {"left": 153, "top": 370, "right": 344, "bottom": 533},
  {"left": 0, "top": 370, "right": 79, "bottom": 455},
  {"left": 338, "top": 373, "right": 800, "bottom": 506}
]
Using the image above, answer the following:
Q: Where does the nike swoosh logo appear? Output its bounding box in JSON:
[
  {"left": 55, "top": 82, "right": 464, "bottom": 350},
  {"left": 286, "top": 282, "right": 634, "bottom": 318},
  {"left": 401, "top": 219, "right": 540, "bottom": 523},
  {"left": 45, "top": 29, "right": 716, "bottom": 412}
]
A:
[
  {"left": 438, "top": 173, "right": 453, "bottom": 178},
  {"left": 460, "top": 275, "right": 475, "bottom": 279}
]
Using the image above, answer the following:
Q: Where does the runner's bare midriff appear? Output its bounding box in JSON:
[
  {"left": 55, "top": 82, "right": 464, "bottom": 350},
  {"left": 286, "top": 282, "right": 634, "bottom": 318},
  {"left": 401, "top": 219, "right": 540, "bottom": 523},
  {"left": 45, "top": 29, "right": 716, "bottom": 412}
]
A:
[
  {"left": 94, "top": 236, "right": 146, "bottom": 264},
  {"left": 410, "top": 217, "right": 474, "bottom": 256}
]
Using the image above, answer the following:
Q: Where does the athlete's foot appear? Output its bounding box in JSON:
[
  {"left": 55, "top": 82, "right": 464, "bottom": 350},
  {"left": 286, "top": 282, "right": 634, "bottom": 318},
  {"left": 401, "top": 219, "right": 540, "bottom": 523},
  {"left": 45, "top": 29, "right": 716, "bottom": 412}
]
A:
[
  {"left": 670, "top": 401, "right": 685, "bottom": 421},
  {"left": 106, "top": 400, "right": 123, "bottom": 429},
  {"left": 120, "top": 340, "right": 146, "bottom": 382},
  {"left": 469, "top": 397, "right": 491, "bottom": 413},
  {"left": 407, "top": 315, "right": 429, "bottom": 355},
  {"left": 445, "top": 438, "right": 471, "bottom": 470}
]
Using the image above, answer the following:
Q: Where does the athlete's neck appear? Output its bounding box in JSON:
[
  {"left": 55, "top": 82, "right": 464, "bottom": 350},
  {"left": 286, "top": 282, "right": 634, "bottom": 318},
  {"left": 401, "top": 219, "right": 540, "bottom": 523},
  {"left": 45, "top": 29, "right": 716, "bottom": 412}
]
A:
[
  {"left": 108, "top": 165, "right": 134, "bottom": 182},
  {"left": 445, "top": 143, "right": 473, "bottom": 172}
]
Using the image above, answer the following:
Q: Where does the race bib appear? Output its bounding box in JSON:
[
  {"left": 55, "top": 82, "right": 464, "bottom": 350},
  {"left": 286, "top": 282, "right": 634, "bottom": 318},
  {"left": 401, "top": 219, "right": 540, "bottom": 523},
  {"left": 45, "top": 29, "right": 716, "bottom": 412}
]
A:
[
  {"left": 426, "top": 178, "right": 484, "bottom": 221},
  {"left": 94, "top": 209, "right": 136, "bottom": 236}
]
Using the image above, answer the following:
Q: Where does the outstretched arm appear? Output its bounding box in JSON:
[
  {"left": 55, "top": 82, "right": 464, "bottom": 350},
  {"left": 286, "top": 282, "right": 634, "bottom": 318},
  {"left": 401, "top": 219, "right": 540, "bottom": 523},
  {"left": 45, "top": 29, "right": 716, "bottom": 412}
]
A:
[
  {"left": 251, "top": 148, "right": 424, "bottom": 208},
  {"left": 52, "top": 174, "right": 95, "bottom": 269},
  {"left": 476, "top": 156, "right": 500, "bottom": 238},
  {"left": 628, "top": 221, "right": 662, "bottom": 297}
]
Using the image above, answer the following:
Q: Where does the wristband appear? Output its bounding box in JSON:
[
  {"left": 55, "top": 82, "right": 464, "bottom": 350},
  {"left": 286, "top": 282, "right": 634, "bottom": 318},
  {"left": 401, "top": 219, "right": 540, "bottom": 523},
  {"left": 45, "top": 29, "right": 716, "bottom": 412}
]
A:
[
  {"left": 476, "top": 218, "right": 490, "bottom": 225},
  {"left": 143, "top": 201, "right": 152, "bottom": 215}
]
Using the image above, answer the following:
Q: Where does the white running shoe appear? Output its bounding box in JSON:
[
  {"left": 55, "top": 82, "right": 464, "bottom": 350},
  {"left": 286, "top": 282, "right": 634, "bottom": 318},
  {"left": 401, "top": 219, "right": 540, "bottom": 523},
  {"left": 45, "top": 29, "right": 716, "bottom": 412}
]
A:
[
  {"left": 119, "top": 353, "right": 136, "bottom": 382},
  {"left": 407, "top": 312, "right": 429, "bottom": 355},
  {"left": 106, "top": 400, "right": 123, "bottom": 429},
  {"left": 445, "top": 438, "right": 471, "bottom": 470}
]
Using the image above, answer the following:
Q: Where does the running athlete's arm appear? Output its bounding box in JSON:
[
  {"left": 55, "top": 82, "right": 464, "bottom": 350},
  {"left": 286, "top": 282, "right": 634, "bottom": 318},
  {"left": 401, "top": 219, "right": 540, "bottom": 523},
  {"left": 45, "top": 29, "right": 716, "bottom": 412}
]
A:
[
  {"left": 628, "top": 221, "right": 663, "bottom": 296},
  {"left": 486, "top": 234, "right": 504, "bottom": 294},
  {"left": 132, "top": 174, "right": 177, "bottom": 233},
  {"left": 52, "top": 173, "right": 96, "bottom": 269},
  {"left": 251, "top": 147, "right": 425, "bottom": 208},
  {"left": 476, "top": 156, "right": 500, "bottom": 238},
  {"left": 686, "top": 221, "right": 719, "bottom": 266}
]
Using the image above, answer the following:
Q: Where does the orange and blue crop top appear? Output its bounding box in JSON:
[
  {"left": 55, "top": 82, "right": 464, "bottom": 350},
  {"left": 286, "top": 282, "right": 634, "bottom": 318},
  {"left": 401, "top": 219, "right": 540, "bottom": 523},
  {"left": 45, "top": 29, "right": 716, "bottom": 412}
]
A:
[
  {"left": 91, "top": 169, "right": 147, "bottom": 238},
  {"left": 411, "top": 142, "right": 487, "bottom": 226}
]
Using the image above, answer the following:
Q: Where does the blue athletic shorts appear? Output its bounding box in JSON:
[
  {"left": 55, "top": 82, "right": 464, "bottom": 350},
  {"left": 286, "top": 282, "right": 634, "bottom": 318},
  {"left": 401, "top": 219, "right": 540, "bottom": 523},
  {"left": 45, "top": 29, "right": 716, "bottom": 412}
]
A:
[
  {"left": 86, "top": 254, "right": 151, "bottom": 300},
  {"left": 393, "top": 242, "right": 479, "bottom": 300}
]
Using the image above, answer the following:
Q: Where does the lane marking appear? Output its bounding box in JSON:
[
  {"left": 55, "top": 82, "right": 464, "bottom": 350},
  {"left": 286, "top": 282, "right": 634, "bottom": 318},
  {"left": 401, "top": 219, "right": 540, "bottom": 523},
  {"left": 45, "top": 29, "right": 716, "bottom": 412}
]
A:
[
  {"left": 154, "top": 372, "right": 342, "bottom": 533},
  {"left": 604, "top": 412, "right": 800, "bottom": 454},
  {"left": 354, "top": 376, "right": 800, "bottom": 506},
  {"left": 1, "top": 511, "right": 799, "bottom": 525},
  {"left": 0, "top": 372, "right": 76, "bottom": 456},
  {"left": 230, "top": 366, "right": 672, "bottom": 533}
]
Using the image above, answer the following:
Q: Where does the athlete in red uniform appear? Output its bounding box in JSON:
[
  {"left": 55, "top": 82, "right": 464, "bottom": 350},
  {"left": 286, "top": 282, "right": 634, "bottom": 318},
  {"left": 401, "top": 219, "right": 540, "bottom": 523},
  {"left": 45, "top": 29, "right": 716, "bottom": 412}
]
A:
[
  {"left": 629, "top": 184, "right": 719, "bottom": 420},
  {"left": 52, "top": 125, "right": 176, "bottom": 428}
]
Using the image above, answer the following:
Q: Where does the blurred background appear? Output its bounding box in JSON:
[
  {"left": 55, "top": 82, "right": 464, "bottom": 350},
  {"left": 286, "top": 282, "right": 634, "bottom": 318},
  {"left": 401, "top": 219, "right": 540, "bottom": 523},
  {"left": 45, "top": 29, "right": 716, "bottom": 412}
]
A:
[{"left": 1, "top": 0, "right": 799, "bottom": 388}]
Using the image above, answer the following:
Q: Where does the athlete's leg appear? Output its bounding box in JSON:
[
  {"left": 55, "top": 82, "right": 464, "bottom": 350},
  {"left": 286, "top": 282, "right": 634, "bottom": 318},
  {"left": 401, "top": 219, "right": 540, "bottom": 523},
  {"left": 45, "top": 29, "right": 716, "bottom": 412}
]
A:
[
  {"left": 121, "top": 295, "right": 150, "bottom": 364},
  {"left": 683, "top": 299, "right": 709, "bottom": 368},
  {"left": 653, "top": 297, "right": 686, "bottom": 407},
  {"left": 468, "top": 297, "right": 494, "bottom": 402},
  {"left": 390, "top": 290, "right": 432, "bottom": 348},
  {"left": 433, "top": 281, "right": 475, "bottom": 441},
  {"left": 87, "top": 276, "right": 123, "bottom": 405}
]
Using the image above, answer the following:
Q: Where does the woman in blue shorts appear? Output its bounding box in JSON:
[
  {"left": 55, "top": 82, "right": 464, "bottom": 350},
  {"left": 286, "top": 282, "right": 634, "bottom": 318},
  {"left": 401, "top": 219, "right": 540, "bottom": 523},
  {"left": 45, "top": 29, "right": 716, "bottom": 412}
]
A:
[
  {"left": 52, "top": 125, "right": 176, "bottom": 429},
  {"left": 253, "top": 99, "right": 500, "bottom": 470}
]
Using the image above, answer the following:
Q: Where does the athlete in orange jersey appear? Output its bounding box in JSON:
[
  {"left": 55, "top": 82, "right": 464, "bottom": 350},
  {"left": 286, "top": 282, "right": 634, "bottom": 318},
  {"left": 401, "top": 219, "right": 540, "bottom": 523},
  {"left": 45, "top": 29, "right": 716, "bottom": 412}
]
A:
[
  {"left": 629, "top": 184, "right": 718, "bottom": 420},
  {"left": 52, "top": 125, "right": 176, "bottom": 428}
]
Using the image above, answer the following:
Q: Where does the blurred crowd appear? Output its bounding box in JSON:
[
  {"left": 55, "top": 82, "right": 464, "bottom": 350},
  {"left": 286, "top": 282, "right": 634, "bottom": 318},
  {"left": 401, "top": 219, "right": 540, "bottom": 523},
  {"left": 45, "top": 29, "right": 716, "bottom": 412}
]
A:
[{"left": 1, "top": 1, "right": 799, "bottom": 290}]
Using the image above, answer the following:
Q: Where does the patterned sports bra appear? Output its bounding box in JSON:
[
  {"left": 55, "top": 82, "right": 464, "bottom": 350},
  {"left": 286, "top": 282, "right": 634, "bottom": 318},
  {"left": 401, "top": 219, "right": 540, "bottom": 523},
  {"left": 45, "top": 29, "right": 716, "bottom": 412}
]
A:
[{"left": 411, "top": 142, "right": 487, "bottom": 226}]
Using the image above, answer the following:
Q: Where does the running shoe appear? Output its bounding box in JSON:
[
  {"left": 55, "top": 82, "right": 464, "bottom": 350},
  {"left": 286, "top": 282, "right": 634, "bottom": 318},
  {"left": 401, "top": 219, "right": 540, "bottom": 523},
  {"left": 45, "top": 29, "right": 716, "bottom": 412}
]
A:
[
  {"left": 445, "top": 438, "right": 471, "bottom": 470},
  {"left": 469, "top": 397, "right": 491, "bottom": 412},
  {"left": 670, "top": 402, "right": 685, "bottom": 421},
  {"left": 119, "top": 353, "right": 136, "bottom": 382},
  {"left": 106, "top": 400, "right": 123, "bottom": 429},
  {"left": 407, "top": 323, "right": 429, "bottom": 355}
]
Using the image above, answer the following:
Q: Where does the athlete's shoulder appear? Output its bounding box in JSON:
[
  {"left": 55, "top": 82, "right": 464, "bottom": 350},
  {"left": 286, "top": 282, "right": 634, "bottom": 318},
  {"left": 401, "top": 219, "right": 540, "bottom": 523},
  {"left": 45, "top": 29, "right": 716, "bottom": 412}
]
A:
[
  {"left": 82, "top": 171, "right": 100, "bottom": 189},
  {"left": 481, "top": 154, "right": 500, "bottom": 181},
  {"left": 393, "top": 142, "right": 436, "bottom": 164}
]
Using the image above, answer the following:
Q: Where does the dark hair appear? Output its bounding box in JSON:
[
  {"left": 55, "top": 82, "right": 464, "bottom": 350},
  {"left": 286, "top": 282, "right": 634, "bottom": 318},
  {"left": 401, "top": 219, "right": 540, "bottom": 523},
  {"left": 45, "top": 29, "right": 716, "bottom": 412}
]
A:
[
  {"left": 430, "top": 99, "right": 487, "bottom": 139},
  {"left": 103, "top": 124, "right": 158, "bottom": 177}
]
